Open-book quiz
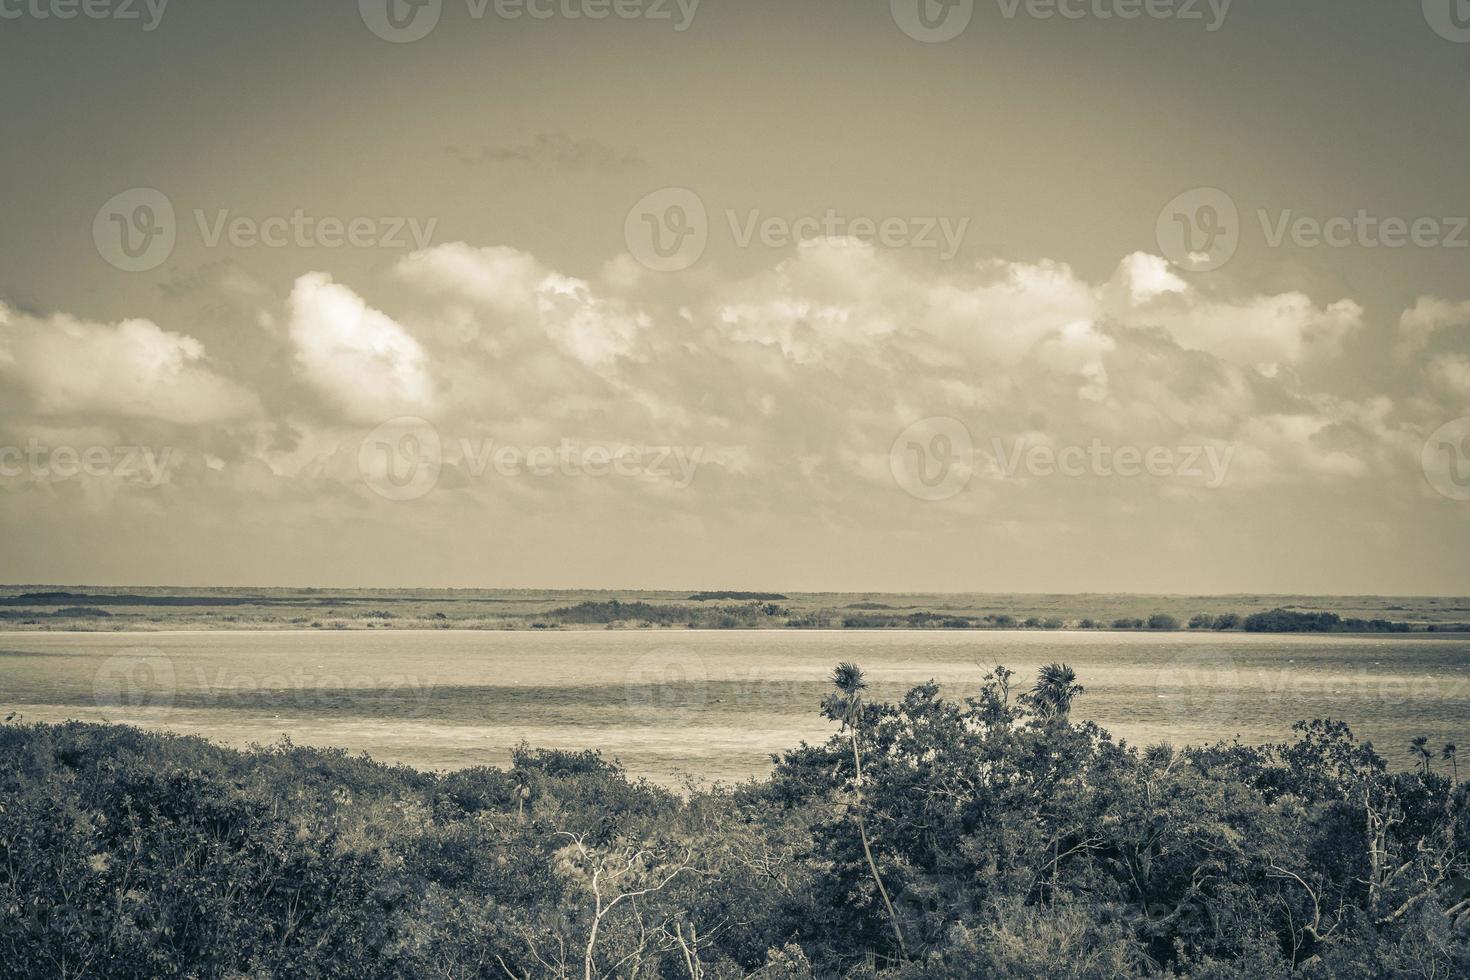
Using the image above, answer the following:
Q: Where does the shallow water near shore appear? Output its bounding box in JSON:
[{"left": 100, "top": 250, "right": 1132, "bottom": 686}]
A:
[{"left": 4, "top": 629, "right": 1469, "bottom": 786}]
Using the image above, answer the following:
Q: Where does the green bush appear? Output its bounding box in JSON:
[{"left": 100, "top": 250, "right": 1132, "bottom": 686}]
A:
[{"left": 2, "top": 666, "right": 1467, "bottom": 979}]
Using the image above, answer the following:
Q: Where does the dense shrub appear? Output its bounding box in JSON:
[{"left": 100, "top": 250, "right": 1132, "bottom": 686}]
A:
[
  {"left": 550, "top": 599, "right": 788, "bottom": 628},
  {"left": 3, "top": 665, "right": 1468, "bottom": 978}
]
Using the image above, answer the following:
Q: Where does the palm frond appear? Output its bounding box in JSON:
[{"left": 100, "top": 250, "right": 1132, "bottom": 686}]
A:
[{"left": 831, "top": 662, "right": 867, "bottom": 696}]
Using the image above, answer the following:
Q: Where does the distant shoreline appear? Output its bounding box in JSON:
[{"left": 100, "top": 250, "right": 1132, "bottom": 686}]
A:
[
  {"left": 2, "top": 589, "right": 1468, "bottom": 635},
  {"left": 5, "top": 625, "right": 1470, "bottom": 639}
]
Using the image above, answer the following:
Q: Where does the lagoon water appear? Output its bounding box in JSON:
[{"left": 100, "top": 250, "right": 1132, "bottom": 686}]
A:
[{"left": 4, "top": 629, "right": 1469, "bottom": 785}]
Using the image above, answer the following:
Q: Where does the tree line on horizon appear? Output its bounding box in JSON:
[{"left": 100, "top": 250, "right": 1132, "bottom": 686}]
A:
[{"left": 541, "top": 600, "right": 1442, "bottom": 634}]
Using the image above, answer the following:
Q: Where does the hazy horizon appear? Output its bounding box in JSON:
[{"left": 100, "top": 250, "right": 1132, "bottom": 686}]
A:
[{"left": 3, "top": 584, "right": 1467, "bottom": 601}]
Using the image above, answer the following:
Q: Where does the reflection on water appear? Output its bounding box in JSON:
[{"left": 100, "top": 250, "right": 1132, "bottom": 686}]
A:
[{"left": 4, "top": 629, "right": 1469, "bottom": 786}]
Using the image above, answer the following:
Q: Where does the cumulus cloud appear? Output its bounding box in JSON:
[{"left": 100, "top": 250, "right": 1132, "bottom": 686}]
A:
[
  {"left": 1121, "top": 288, "right": 1363, "bottom": 369},
  {"left": 0, "top": 303, "right": 259, "bottom": 424},
  {"left": 261, "top": 241, "right": 1403, "bottom": 502},
  {"left": 2, "top": 240, "right": 1463, "bottom": 591},
  {"left": 286, "top": 273, "right": 437, "bottom": 424},
  {"left": 393, "top": 243, "right": 650, "bottom": 371},
  {"left": 1425, "top": 352, "right": 1470, "bottom": 402},
  {"left": 1398, "top": 296, "right": 1470, "bottom": 359}
]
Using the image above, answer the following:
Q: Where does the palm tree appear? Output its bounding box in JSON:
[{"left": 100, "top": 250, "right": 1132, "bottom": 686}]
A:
[
  {"left": 822, "top": 663, "right": 906, "bottom": 956},
  {"left": 514, "top": 773, "right": 531, "bottom": 822},
  {"left": 1029, "top": 663, "right": 1084, "bottom": 721},
  {"left": 1443, "top": 742, "right": 1458, "bottom": 783},
  {"left": 1409, "top": 736, "right": 1433, "bottom": 776}
]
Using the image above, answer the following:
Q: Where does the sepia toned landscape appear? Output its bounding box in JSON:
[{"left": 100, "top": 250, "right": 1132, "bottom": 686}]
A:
[{"left": 4, "top": 0, "right": 1470, "bottom": 977}]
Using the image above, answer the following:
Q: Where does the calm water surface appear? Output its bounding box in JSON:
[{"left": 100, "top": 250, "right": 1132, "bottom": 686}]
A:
[{"left": 3, "top": 630, "right": 1469, "bottom": 785}]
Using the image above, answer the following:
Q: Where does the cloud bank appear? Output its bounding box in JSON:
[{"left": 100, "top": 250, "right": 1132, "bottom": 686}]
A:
[{"left": 1, "top": 241, "right": 1465, "bottom": 591}]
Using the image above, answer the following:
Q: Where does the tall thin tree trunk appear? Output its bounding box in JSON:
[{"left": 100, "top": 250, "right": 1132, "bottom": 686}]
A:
[{"left": 850, "top": 728, "right": 905, "bottom": 956}]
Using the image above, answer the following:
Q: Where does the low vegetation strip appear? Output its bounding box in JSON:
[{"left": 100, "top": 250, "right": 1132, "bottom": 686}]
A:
[
  {"left": 2, "top": 663, "right": 1467, "bottom": 978},
  {"left": 547, "top": 599, "right": 790, "bottom": 628},
  {"left": 3, "top": 593, "right": 1467, "bottom": 633},
  {"left": 688, "top": 591, "right": 789, "bottom": 602}
]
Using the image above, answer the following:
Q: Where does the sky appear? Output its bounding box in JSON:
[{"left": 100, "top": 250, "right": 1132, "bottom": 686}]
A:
[{"left": 0, "top": 0, "right": 1467, "bottom": 592}]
